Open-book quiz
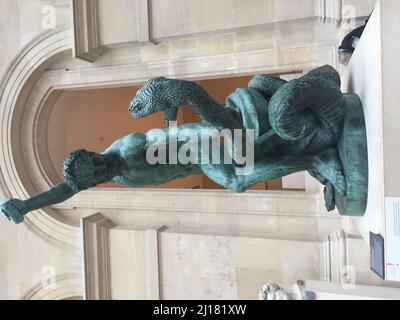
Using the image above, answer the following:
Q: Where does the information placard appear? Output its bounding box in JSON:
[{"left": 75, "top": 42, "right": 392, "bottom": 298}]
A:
[{"left": 385, "top": 197, "right": 400, "bottom": 281}]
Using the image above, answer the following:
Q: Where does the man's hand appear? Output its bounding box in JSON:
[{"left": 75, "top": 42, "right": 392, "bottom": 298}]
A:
[{"left": 0, "top": 199, "right": 27, "bottom": 224}]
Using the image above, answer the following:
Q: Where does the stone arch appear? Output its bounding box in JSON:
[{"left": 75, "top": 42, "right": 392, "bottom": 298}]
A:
[
  {"left": 0, "top": 24, "right": 80, "bottom": 249},
  {"left": 20, "top": 273, "right": 83, "bottom": 300}
]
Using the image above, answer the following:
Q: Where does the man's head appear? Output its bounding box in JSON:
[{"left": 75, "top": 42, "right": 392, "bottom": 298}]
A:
[{"left": 63, "top": 150, "right": 111, "bottom": 192}]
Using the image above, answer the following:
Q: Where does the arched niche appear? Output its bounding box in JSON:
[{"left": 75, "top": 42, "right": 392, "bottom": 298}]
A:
[
  {"left": 0, "top": 24, "right": 80, "bottom": 249},
  {"left": 0, "top": 23, "right": 337, "bottom": 249}
]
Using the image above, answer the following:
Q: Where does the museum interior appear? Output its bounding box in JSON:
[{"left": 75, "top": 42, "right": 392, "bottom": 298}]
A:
[{"left": 0, "top": 0, "right": 399, "bottom": 300}]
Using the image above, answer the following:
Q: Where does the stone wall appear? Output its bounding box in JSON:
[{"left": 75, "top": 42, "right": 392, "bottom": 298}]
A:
[{"left": 0, "top": 0, "right": 387, "bottom": 300}]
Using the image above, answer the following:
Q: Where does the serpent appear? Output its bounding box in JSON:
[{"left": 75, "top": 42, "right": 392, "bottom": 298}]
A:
[{"left": 129, "top": 65, "right": 345, "bottom": 154}]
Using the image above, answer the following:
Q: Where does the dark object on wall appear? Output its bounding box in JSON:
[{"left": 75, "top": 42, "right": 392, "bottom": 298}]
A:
[
  {"left": 370, "top": 232, "right": 385, "bottom": 280},
  {"left": 339, "top": 15, "right": 371, "bottom": 65}
]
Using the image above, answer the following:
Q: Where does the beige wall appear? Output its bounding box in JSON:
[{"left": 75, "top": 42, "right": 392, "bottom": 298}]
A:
[
  {"left": 98, "top": 0, "right": 138, "bottom": 46},
  {"left": 96, "top": 0, "right": 316, "bottom": 47},
  {"left": 0, "top": 219, "right": 81, "bottom": 299},
  {"left": 0, "top": 0, "right": 387, "bottom": 300},
  {"left": 149, "top": 0, "right": 315, "bottom": 40},
  {"left": 0, "top": 0, "right": 69, "bottom": 78},
  {"left": 109, "top": 229, "right": 320, "bottom": 300},
  {"left": 161, "top": 233, "right": 319, "bottom": 300}
]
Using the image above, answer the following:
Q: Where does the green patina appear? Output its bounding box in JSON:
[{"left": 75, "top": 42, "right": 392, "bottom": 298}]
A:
[{"left": 1, "top": 65, "right": 368, "bottom": 224}]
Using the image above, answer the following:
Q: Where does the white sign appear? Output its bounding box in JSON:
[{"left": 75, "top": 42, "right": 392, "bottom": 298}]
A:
[{"left": 385, "top": 197, "right": 400, "bottom": 281}]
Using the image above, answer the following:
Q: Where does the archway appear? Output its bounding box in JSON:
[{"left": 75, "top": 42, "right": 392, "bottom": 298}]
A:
[{"left": 0, "top": 24, "right": 336, "bottom": 248}]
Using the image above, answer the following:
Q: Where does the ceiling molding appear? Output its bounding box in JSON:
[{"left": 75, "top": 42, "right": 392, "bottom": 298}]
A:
[{"left": 72, "top": 0, "right": 105, "bottom": 62}]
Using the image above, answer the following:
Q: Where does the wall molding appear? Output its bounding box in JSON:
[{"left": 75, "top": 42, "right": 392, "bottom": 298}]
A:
[
  {"left": 61, "top": 189, "right": 322, "bottom": 216},
  {"left": 82, "top": 220, "right": 165, "bottom": 301},
  {"left": 81, "top": 213, "right": 115, "bottom": 300},
  {"left": 145, "top": 226, "right": 166, "bottom": 300},
  {"left": 136, "top": 0, "right": 155, "bottom": 43},
  {"left": 306, "top": 279, "right": 400, "bottom": 300},
  {"left": 56, "top": 189, "right": 343, "bottom": 243},
  {"left": 320, "top": 230, "right": 350, "bottom": 283},
  {"left": 315, "top": 0, "right": 373, "bottom": 28},
  {"left": 72, "top": 0, "right": 105, "bottom": 62},
  {"left": 316, "top": 0, "right": 343, "bottom": 27}
]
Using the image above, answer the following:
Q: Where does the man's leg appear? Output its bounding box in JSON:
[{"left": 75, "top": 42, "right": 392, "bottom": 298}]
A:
[
  {"left": 200, "top": 147, "right": 345, "bottom": 195},
  {"left": 200, "top": 150, "right": 318, "bottom": 193}
]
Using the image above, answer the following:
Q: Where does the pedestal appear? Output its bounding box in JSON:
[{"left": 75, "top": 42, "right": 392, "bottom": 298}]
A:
[{"left": 341, "top": 0, "right": 400, "bottom": 281}]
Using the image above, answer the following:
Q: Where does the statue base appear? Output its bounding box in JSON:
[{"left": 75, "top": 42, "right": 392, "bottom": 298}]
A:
[{"left": 335, "top": 93, "right": 368, "bottom": 216}]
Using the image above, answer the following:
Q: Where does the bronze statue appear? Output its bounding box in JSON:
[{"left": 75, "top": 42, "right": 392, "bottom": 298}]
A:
[{"left": 1, "top": 65, "right": 368, "bottom": 224}]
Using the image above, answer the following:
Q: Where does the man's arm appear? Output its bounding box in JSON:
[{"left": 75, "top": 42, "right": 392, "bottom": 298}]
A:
[{"left": 0, "top": 183, "right": 77, "bottom": 224}]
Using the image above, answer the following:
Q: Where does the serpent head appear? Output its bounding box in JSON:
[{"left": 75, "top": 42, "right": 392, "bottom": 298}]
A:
[{"left": 129, "top": 77, "right": 175, "bottom": 119}]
